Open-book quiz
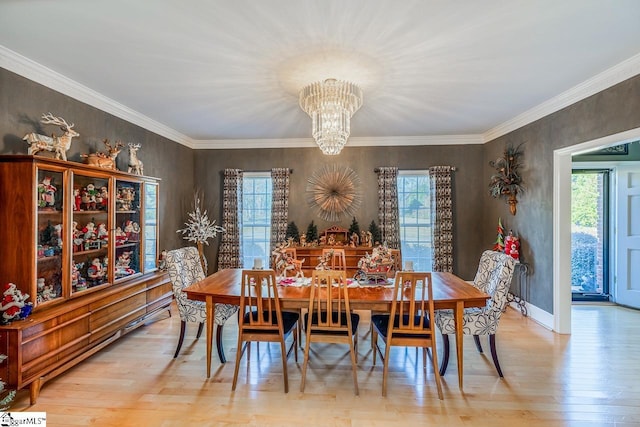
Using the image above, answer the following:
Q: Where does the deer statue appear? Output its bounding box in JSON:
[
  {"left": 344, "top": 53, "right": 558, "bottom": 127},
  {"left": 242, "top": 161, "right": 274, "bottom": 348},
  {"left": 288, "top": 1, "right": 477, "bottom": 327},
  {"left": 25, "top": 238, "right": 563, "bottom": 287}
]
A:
[
  {"left": 23, "top": 113, "right": 79, "bottom": 161},
  {"left": 81, "top": 139, "right": 124, "bottom": 170},
  {"left": 127, "top": 143, "right": 144, "bottom": 175}
]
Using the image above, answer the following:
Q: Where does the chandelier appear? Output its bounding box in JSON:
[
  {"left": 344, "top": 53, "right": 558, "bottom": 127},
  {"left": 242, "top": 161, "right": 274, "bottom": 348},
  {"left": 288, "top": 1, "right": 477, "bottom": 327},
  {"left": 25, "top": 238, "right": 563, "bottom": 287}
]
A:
[{"left": 299, "top": 78, "right": 363, "bottom": 155}]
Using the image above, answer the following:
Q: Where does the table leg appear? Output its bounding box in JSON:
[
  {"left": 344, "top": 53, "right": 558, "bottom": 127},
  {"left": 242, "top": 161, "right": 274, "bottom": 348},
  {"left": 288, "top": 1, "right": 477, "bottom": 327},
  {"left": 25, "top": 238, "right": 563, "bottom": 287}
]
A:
[
  {"left": 206, "top": 296, "right": 213, "bottom": 378},
  {"left": 455, "top": 301, "right": 464, "bottom": 389}
]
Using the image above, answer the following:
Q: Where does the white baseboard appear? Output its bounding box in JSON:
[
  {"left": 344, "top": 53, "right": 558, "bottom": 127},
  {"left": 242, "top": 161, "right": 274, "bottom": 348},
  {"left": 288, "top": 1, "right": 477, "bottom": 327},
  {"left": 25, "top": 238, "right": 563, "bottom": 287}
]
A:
[{"left": 509, "top": 301, "right": 554, "bottom": 331}]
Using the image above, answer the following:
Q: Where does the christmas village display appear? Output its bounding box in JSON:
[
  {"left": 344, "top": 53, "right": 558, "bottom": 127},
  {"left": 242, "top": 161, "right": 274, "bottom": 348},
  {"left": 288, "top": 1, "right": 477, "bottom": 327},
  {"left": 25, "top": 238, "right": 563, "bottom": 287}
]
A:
[{"left": 271, "top": 218, "right": 398, "bottom": 282}]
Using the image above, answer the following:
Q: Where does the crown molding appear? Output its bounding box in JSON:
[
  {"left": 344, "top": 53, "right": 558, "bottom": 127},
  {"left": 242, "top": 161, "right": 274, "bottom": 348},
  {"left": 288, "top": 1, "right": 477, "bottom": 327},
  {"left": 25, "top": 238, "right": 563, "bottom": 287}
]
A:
[
  {"left": 483, "top": 52, "right": 640, "bottom": 142},
  {"left": 0, "top": 45, "right": 194, "bottom": 148},
  {"left": 4, "top": 43, "right": 639, "bottom": 150},
  {"left": 191, "top": 134, "right": 484, "bottom": 149}
]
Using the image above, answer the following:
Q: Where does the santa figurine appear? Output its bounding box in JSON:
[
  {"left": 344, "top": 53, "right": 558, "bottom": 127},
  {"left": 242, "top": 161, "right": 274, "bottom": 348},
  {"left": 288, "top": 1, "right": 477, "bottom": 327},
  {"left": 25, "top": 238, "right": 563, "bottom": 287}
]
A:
[
  {"left": 99, "top": 187, "right": 109, "bottom": 210},
  {"left": 37, "top": 176, "right": 57, "bottom": 209},
  {"left": 97, "top": 223, "right": 109, "bottom": 243},
  {"left": 505, "top": 230, "right": 521, "bottom": 261},
  {"left": 73, "top": 187, "right": 82, "bottom": 211},
  {"left": 87, "top": 257, "right": 106, "bottom": 284},
  {"left": 114, "top": 226, "right": 127, "bottom": 245},
  {"left": 1, "top": 282, "right": 31, "bottom": 324}
]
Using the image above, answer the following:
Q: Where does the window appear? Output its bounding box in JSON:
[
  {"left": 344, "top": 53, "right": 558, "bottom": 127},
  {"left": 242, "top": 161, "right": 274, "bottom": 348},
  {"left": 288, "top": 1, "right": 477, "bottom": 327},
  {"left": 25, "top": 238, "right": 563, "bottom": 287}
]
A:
[
  {"left": 241, "top": 173, "right": 272, "bottom": 269},
  {"left": 397, "top": 172, "right": 432, "bottom": 271}
]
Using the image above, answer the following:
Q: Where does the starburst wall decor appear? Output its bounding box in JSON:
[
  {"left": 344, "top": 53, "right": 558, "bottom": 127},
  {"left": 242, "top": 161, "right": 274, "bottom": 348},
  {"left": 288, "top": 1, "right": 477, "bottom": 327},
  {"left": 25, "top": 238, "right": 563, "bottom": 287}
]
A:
[{"left": 306, "top": 165, "right": 362, "bottom": 222}]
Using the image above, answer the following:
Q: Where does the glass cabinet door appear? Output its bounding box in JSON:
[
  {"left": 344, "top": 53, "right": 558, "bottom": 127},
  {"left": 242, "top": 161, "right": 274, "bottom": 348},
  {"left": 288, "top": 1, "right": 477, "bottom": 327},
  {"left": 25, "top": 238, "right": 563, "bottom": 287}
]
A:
[
  {"left": 143, "top": 182, "right": 159, "bottom": 273},
  {"left": 71, "top": 173, "right": 110, "bottom": 293},
  {"left": 114, "top": 179, "right": 142, "bottom": 281},
  {"left": 36, "top": 168, "right": 65, "bottom": 304}
]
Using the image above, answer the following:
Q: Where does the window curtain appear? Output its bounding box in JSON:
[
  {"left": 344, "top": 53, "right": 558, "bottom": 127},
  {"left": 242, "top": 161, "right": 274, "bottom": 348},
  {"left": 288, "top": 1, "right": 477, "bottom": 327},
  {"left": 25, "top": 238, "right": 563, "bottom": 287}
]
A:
[
  {"left": 217, "top": 169, "right": 243, "bottom": 269},
  {"left": 270, "top": 167, "right": 290, "bottom": 251},
  {"left": 429, "top": 166, "right": 454, "bottom": 273},
  {"left": 376, "top": 167, "right": 400, "bottom": 249}
]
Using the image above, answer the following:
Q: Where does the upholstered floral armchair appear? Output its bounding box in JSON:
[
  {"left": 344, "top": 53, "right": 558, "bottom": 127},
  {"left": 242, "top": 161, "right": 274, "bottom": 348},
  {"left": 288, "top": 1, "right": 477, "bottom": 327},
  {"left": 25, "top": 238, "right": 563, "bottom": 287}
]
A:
[
  {"left": 435, "top": 250, "right": 516, "bottom": 377},
  {"left": 166, "top": 247, "right": 238, "bottom": 361}
]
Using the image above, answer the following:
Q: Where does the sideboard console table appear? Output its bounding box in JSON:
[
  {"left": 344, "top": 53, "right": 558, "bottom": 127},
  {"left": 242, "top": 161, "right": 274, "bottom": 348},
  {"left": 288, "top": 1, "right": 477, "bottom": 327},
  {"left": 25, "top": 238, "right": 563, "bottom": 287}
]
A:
[{"left": 293, "top": 246, "right": 373, "bottom": 277}]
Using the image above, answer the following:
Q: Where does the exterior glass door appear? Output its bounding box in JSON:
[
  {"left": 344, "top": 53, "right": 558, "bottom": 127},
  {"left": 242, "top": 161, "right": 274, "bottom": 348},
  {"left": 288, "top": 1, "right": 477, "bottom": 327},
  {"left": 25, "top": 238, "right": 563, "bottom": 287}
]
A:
[{"left": 571, "top": 169, "right": 610, "bottom": 301}]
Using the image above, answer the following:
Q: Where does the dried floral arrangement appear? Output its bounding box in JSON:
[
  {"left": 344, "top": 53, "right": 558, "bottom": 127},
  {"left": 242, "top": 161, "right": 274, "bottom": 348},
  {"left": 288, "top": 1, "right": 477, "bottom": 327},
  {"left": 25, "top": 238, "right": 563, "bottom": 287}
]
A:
[
  {"left": 489, "top": 143, "right": 525, "bottom": 215},
  {"left": 177, "top": 193, "right": 225, "bottom": 273}
]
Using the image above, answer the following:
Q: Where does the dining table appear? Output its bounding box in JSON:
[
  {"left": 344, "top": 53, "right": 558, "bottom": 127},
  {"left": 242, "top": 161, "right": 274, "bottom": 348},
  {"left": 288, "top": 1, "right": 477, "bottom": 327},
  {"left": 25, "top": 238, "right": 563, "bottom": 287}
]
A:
[{"left": 183, "top": 268, "right": 490, "bottom": 389}]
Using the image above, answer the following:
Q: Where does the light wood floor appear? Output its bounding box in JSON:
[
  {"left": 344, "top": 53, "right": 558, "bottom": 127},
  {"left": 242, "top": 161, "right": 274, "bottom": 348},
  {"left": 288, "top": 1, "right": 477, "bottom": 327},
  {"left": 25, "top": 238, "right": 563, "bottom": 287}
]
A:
[{"left": 8, "top": 304, "right": 640, "bottom": 426}]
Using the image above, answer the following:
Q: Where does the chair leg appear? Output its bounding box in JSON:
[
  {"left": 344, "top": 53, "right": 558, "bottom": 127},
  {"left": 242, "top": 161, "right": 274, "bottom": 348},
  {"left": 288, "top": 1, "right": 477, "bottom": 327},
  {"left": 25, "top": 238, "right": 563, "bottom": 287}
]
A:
[
  {"left": 173, "top": 320, "right": 187, "bottom": 358},
  {"left": 423, "top": 347, "right": 427, "bottom": 372},
  {"left": 348, "top": 334, "right": 359, "bottom": 396},
  {"left": 430, "top": 341, "right": 444, "bottom": 400},
  {"left": 196, "top": 322, "right": 204, "bottom": 339},
  {"left": 439, "top": 334, "right": 450, "bottom": 376},
  {"left": 231, "top": 333, "right": 245, "bottom": 391},
  {"left": 489, "top": 334, "right": 504, "bottom": 377},
  {"left": 382, "top": 336, "right": 392, "bottom": 396},
  {"left": 216, "top": 324, "right": 226, "bottom": 363},
  {"left": 300, "top": 325, "right": 313, "bottom": 392},
  {"left": 354, "top": 331, "right": 358, "bottom": 364},
  {"left": 473, "top": 335, "right": 483, "bottom": 353},
  {"left": 372, "top": 329, "right": 378, "bottom": 365},
  {"left": 279, "top": 338, "right": 289, "bottom": 393}
]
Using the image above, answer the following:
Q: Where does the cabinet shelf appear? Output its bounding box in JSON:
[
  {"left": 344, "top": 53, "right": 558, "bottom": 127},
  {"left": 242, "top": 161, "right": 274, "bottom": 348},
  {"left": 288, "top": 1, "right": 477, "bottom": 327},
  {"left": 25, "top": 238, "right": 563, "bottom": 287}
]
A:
[
  {"left": 37, "top": 209, "right": 61, "bottom": 215},
  {"left": 73, "top": 210, "right": 107, "bottom": 215},
  {"left": 116, "top": 242, "right": 139, "bottom": 249},
  {"left": 73, "top": 247, "right": 108, "bottom": 257},
  {"left": 116, "top": 210, "right": 138, "bottom": 214},
  {"left": 37, "top": 254, "right": 61, "bottom": 262}
]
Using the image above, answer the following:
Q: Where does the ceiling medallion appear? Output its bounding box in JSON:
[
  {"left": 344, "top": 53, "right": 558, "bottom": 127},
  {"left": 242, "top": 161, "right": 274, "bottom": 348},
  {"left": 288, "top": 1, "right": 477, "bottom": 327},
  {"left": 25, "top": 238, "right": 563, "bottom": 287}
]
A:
[{"left": 306, "top": 165, "right": 362, "bottom": 222}]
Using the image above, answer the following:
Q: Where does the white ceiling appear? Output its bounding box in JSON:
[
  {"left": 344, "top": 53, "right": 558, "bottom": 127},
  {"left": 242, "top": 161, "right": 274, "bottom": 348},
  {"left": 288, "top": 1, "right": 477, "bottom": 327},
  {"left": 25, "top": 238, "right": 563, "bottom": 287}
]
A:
[{"left": 1, "top": 0, "right": 640, "bottom": 149}]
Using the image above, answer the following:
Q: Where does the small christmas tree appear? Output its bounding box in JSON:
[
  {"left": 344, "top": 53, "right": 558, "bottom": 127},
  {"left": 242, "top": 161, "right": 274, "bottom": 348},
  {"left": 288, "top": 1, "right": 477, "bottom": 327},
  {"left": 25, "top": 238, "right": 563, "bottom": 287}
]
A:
[
  {"left": 348, "top": 217, "right": 360, "bottom": 237},
  {"left": 493, "top": 218, "right": 505, "bottom": 252},
  {"left": 306, "top": 221, "right": 318, "bottom": 243},
  {"left": 285, "top": 221, "right": 300, "bottom": 242},
  {"left": 369, "top": 221, "right": 382, "bottom": 246}
]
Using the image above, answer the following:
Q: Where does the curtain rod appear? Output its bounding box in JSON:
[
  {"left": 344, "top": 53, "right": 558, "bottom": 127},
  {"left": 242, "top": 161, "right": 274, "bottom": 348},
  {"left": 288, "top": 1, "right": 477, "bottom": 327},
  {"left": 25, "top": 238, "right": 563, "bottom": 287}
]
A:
[{"left": 374, "top": 167, "right": 457, "bottom": 172}]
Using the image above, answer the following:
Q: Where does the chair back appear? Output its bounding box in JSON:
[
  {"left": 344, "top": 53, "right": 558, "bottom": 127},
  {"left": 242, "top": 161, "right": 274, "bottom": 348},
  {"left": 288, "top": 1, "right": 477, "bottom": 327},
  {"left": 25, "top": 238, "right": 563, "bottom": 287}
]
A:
[
  {"left": 472, "top": 250, "right": 517, "bottom": 316},
  {"left": 308, "top": 269, "right": 351, "bottom": 331},
  {"left": 239, "top": 269, "right": 283, "bottom": 334},
  {"left": 390, "top": 249, "right": 402, "bottom": 273},
  {"left": 321, "top": 248, "right": 347, "bottom": 271},
  {"left": 166, "top": 247, "right": 205, "bottom": 319},
  {"left": 388, "top": 271, "right": 436, "bottom": 339}
]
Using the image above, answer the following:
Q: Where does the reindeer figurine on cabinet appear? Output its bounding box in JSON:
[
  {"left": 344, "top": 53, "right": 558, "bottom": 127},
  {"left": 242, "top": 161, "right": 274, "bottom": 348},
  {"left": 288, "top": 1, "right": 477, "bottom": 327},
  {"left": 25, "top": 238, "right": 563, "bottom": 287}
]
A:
[
  {"left": 81, "top": 139, "right": 124, "bottom": 170},
  {"left": 23, "top": 113, "right": 79, "bottom": 161},
  {"left": 127, "top": 143, "right": 144, "bottom": 175}
]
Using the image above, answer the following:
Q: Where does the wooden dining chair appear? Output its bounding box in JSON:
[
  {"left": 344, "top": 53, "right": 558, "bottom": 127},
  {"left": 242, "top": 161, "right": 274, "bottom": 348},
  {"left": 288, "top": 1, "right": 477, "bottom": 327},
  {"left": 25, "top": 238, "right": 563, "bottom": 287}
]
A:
[
  {"left": 301, "top": 269, "right": 359, "bottom": 395},
  {"left": 232, "top": 269, "right": 299, "bottom": 393},
  {"left": 389, "top": 249, "right": 402, "bottom": 274},
  {"left": 321, "top": 248, "right": 347, "bottom": 271},
  {"left": 371, "top": 271, "right": 443, "bottom": 398}
]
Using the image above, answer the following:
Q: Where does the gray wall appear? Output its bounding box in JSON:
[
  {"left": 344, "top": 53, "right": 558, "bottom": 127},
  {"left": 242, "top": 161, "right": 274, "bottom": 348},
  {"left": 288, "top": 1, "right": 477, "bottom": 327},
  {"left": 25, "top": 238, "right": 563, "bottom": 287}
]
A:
[
  {"left": 0, "top": 68, "right": 194, "bottom": 253},
  {"left": 483, "top": 74, "right": 640, "bottom": 313},
  {"left": 5, "top": 65, "right": 640, "bottom": 315},
  {"left": 194, "top": 144, "right": 485, "bottom": 279}
]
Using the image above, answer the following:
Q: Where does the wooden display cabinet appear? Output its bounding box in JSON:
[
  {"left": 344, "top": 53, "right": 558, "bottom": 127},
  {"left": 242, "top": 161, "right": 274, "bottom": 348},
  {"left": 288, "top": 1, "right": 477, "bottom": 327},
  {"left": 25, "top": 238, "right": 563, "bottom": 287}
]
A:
[{"left": 0, "top": 156, "right": 171, "bottom": 403}]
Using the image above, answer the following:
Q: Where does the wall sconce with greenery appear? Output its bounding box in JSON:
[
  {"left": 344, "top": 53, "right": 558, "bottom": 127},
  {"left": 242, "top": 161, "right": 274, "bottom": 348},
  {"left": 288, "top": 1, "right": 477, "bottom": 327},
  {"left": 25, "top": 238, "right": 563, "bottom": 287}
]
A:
[{"left": 489, "top": 143, "right": 524, "bottom": 215}]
